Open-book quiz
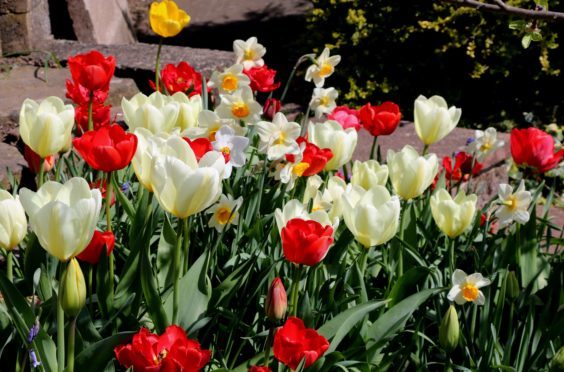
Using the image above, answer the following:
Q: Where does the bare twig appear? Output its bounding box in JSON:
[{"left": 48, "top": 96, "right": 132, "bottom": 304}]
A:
[{"left": 442, "top": 0, "right": 564, "bottom": 21}]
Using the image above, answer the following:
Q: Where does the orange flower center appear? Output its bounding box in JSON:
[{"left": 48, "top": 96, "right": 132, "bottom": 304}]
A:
[
  {"left": 292, "top": 162, "right": 310, "bottom": 177},
  {"left": 319, "top": 63, "right": 334, "bottom": 77},
  {"left": 176, "top": 77, "right": 185, "bottom": 84},
  {"left": 216, "top": 207, "right": 233, "bottom": 225},
  {"left": 222, "top": 74, "right": 238, "bottom": 92},
  {"left": 231, "top": 103, "right": 250, "bottom": 118},
  {"left": 208, "top": 129, "right": 218, "bottom": 142},
  {"left": 461, "top": 283, "right": 479, "bottom": 302}
]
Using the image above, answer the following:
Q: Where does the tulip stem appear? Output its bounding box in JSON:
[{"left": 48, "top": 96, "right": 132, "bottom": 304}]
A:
[
  {"left": 87, "top": 265, "right": 93, "bottom": 314},
  {"left": 172, "top": 218, "right": 184, "bottom": 324},
  {"left": 263, "top": 323, "right": 275, "bottom": 367},
  {"left": 422, "top": 144, "right": 429, "bottom": 156},
  {"left": 290, "top": 265, "right": 302, "bottom": 317},
  {"left": 155, "top": 39, "right": 163, "bottom": 92},
  {"left": 87, "top": 91, "right": 94, "bottom": 132},
  {"left": 6, "top": 250, "right": 13, "bottom": 282},
  {"left": 280, "top": 54, "right": 310, "bottom": 104},
  {"left": 66, "top": 317, "right": 77, "bottom": 372},
  {"left": 370, "top": 136, "right": 378, "bottom": 160},
  {"left": 448, "top": 237, "right": 455, "bottom": 276},
  {"left": 183, "top": 217, "right": 190, "bottom": 274},
  {"left": 57, "top": 264, "right": 66, "bottom": 372},
  {"left": 38, "top": 158, "right": 45, "bottom": 187},
  {"left": 105, "top": 172, "right": 113, "bottom": 232}
]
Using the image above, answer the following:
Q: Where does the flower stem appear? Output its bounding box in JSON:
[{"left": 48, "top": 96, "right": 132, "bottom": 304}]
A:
[
  {"left": 448, "top": 237, "right": 455, "bottom": 276},
  {"left": 66, "top": 317, "right": 77, "bottom": 372},
  {"left": 263, "top": 323, "right": 275, "bottom": 367},
  {"left": 290, "top": 265, "right": 302, "bottom": 317},
  {"left": 87, "top": 91, "right": 94, "bottom": 132},
  {"left": 370, "top": 136, "right": 379, "bottom": 160},
  {"left": 105, "top": 172, "right": 113, "bottom": 232},
  {"left": 396, "top": 201, "right": 406, "bottom": 278},
  {"left": 57, "top": 263, "right": 66, "bottom": 372},
  {"left": 280, "top": 54, "right": 310, "bottom": 104},
  {"left": 422, "top": 144, "right": 429, "bottom": 156},
  {"left": 6, "top": 250, "right": 13, "bottom": 282},
  {"left": 172, "top": 218, "right": 184, "bottom": 324},
  {"left": 87, "top": 265, "right": 93, "bottom": 315},
  {"left": 38, "top": 158, "right": 45, "bottom": 187},
  {"left": 183, "top": 217, "right": 190, "bottom": 274},
  {"left": 155, "top": 39, "right": 163, "bottom": 92}
]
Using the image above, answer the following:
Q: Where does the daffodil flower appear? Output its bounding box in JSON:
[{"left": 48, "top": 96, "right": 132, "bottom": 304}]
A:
[
  {"left": 207, "top": 194, "right": 242, "bottom": 232},
  {"left": 233, "top": 37, "right": 266, "bottom": 70},
  {"left": 495, "top": 180, "right": 532, "bottom": 228},
  {"left": 447, "top": 269, "right": 491, "bottom": 305},
  {"left": 305, "top": 48, "right": 341, "bottom": 88}
]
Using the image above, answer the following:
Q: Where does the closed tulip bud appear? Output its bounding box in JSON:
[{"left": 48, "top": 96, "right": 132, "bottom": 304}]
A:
[
  {"left": 387, "top": 145, "right": 438, "bottom": 200},
  {"left": 308, "top": 120, "right": 357, "bottom": 171},
  {"left": 551, "top": 346, "right": 564, "bottom": 371},
  {"left": 414, "top": 95, "right": 461, "bottom": 146},
  {"left": 351, "top": 160, "right": 389, "bottom": 190},
  {"left": 439, "top": 305, "right": 459, "bottom": 351},
  {"left": 0, "top": 190, "right": 28, "bottom": 251},
  {"left": 265, "top": 277, "right": 287, "bottom": 321},
  {"left": 430, "top": 189, "right": 477, "bottom": 238},
  {"left": 149, "top": 0, "right": 191, "bottom": 38},
  {"left": 60, "top": 258, "right": 86, "bottom": 317},
  {"left": 506, "top": 271, "right": 520, "bottom": 299}
]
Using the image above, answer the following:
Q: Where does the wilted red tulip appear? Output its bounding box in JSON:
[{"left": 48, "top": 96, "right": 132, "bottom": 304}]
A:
[
  {"left": 359, "top": 101, "right": 402, "bottom": 136},
  {"left": 286, "top": 138, "right": 333, "bottom": 177},
  {"left": 273, "top": 317, "right": 329, "bottom": 370},
  {"left": 510, "top": 127, "right": 564, "bottom": 173},
  {"left": 114, "top": 325, "right": 211, "bottom": 372},
  {"left": 248, "top": 366, "right": 272, "bottom": 372},
  {"left": 76, "top": 230, "right": 115, "bottom": 265},
  {"left": 263, "top": 98, "right": 281, "bottom": 121},
  {"left": 68, "top": 50, "right": 115, "bottom": 92},
  {"left": 66, "top": 79, "right": 108, "bottom": 105},
  {"left": 73, "top": 124, "right": 137, "bottom": 172},
  {"left": 23, "top": 145, "right": 55, "bottom": 174},
  {"left": 265, "top": 277, "right": 287, "bottom": 321},
  {"left": 74, "top": 102, "right": 111, "bottom": 134},
  {"left": 443, "top": 151, "right": 483, "bottom": 185},
  {"left": 328, "top": 106, "right": 361, "bottom": 131},
  {"left": 150, "top": 61, "right": 206, "bottom": 96},
  {"left": 244, "top": 65, "right": 281, "bottom": 93},
  {"left": 281, "top": 218, "right": 333, "bottom": 266},
  {"left": 184, "top": 137, "right": 213, "bottom": 161}
]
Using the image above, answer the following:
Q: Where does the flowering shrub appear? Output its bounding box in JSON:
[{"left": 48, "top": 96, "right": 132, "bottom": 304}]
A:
[{"left": 0, "top": 1, "right": 562, "bottom": 371}]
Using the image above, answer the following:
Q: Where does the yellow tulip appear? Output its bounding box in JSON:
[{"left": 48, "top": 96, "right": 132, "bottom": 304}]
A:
[
  {"left": 430, "top": 189, "right": 477, "bottom": 238},
  {"left": 149, "top": 0, "right": 190, "bottom": 38}
]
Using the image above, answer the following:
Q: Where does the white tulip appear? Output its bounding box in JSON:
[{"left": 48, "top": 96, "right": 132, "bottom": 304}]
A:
[
  {"left": 387, "top": 145, "right": 438, "bottom": 200},
  {"left": 308, "top": 120, "right": 357, "bottom": 171},
  {"left": 414, "top": 95, "right": 461, "bottom": 145},
  {"left": 121, "top": 91, "right": 180, "bottom": 134},
  {"left": 0, "top": 191, "right": 28, "bottom": 251}
]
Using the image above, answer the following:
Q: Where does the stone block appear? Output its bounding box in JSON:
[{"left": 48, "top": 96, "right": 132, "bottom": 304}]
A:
[
  {"left": 0, "top": 12, "right": 31, "bottom": 52},
  {"left": 0, "top": 0, "right": 31, "bottom": 15}
]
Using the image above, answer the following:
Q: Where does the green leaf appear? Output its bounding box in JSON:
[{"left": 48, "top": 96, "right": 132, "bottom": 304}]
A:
[
  {"left": 72, "top": 331, "right": 135, "bottom": 372},
  {"left": 509, "top": 20, "right": 526, "bottom": 31},
  {"left": 210, "top": 254, "right": 256, "bottom": 308},
  {"left": 157, "top": 215, "right": 177, "bottom": 292},
  {"left": 388, "top": 267, "right": 431, "bottom": 307},
  {"left": 519, "top": 208, "right": 547, "bottom": 293},
  {"left": 530, "top": 31, "right": 543, "bottom": 42},
  {"left": 140, "top": 242, "right": 169, "bottom": 333},
  {"left": 164, "top": 252, "right": 210, "bottom": 330},
  {"left": 0, "top": 272, "right": 58, "bottom": 371},
  {"left": 522, "top": 34, "right": 532, "bottom": 49},
  {"left": 318, "top": 299, "right": 389, "bottom": 353}
]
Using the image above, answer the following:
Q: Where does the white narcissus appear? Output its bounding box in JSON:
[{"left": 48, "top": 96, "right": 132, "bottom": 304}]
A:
[
  {"left": 216, "top": 87, "right": 262, "bottom": 124},
  {"left": 387, "top": 145, "right": 438, "bottom": 200},
  {"left": 0, "top": 190, "right": 28, "bottom": 251},
  {"left": 495, "top": 181, "right": 532, "bottom": 228},
  {"left": 171, "top": 92, "right": 202, "bottom": 131},
  {"left": 351, "top": 160, "right": 389, "bottom": 190},
  {"left": 305, "top": 48, "right": 341, "bottom": 88},
  {"left": 414, "top": 95, "right": 461, "bottom": 146},
  {"left": 121, "top": 91, "right": 180, "bottom": 134},
  {"left": 19, "top": 177, "right": 102, "bottom": 261},
  {"left": 467, "top": 127, "right": 504, "bottom": 161},
  {"left": 309, "top": 87, "right": 338, "bottom": 118},
  {"left": 342, "top": 185, "right": 400, "bottom": 248},
  {"left": 256, "top": 113, "right": 301, "bottom": 161},
  {"left": 183, "top": 110, "right": 246, "bottom": 141},
  {"left": 233, "top": 36, "right": 266, "bottom": 70},
  {"left": 209, "top": 64, "right": 251, "bottom": 94},
  {"left": 447, "top": 269, "right": 491, "bottom": 305},
  {"left": 207, "top": 194, "right": 243, "bottom": 232},
  {"left": 430, "top": 189, "right": 477, "bottom": 238},
  {"left": 308, "top": 120, "right": 357, "bottom": 171},
  {"left": 19, "top": 96, "right": 74, "bottom": 157},
  {"left": 149, "top": 134, "right": 226, "bottom": 219}
]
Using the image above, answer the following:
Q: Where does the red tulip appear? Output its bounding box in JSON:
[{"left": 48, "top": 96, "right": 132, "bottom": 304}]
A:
[
  {"left": 263, "top": 98, "right": 281, "bottom": 121},
  {"left": 114, "top": 325, "right": 211, "bottom": 372},
  {"left": 510, "top": 127, "right": 564, "bottom": 173},
  {"left": 286, "top": 138, "right": 333, "bottom": 177},
  {"left": 359, "top": 101, "right": 402, "bottom": 136},
  {"left": 150, "top": 61, "right": 207, "bottom": 96},
  {"left": 443, "top": 151, "right": 483, "bottom": 184},
  {"left": 244, "top": 65, "right": 281, "bottom": 93},
  {"left": 248, "top": 366, "right": 272, "bottom": 372},
  {"left": 265, "top": 277, "right": 287, "bottom": 321},
  {"left": 74, "top": 102, "right": 111, "bottom": 134},
  {"left": 184, "top": 137, "right": 213, "bottom": 161},
  {"left": 66, "top": 79, "right": 108, "bottom": 105},
  {"left": 68, "top": 50, "right": 115, "bottom": 92},
  {"left": 273, "top": 317, "right": 329, "bottom": 370},
  {"left": 281, "top": 218, "right": 333, "bottom": 266},
  {"left": 23, "top": 145, "right": 55, "bottom": 174},
  {"left": 76, "top": 231, "right": 115, "bottom": 265},
  {"left": 73, "top": 124, "right": 138, "bottom": 172},
  {"left": 328, "top": 106, "right": 361, "bottom": 131}
]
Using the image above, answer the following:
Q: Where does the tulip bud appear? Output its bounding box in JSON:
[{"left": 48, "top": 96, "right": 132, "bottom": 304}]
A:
[
  {"left": 439, "top": 305, "right": 459, "bottom": 351},
  {"left": 263, "top": 98, "right": 281, "bottom": 121},
  {"left": 551, "top": 345, "right": 564, "bottom": 371},
  {"left": 506, "top": 271, "right": 520, "bottom": 299},
  {"left": 60, "top": 258, "right": 86, "bottom": 317},
  {"left": 265, "top": 277, "right": 287, "bottom": 321}
]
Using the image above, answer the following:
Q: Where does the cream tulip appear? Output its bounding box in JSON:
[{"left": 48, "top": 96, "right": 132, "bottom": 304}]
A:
[
  {"left": 308, "top": 120, "right": 357, "bottom": 171},
  {"left": 387, "top": 145, "right": 438, "bottom": 200},
  {"left": 0, "top": 190, "right": 28, "bottom": 251},
  {"left": 19, "top": 97, "right": 74, "bottom": 158},
  {"left": 430, "top": 189, "right": 477, "bottom": 238},
  {"left": 171, "top": 92, "right": 202, "bottom": 131},
  {"left": 351, "top": 160, "right": 389, "bottom": 190},
  {"left": 149, "top": 134, "right": 225, "bottom": 218},
  {"left": 19, "top": 177, "right": 102, "bottom": 261},
  {"left": 121, "top": 91, "right": 180, "bottom": 134},
  {"left": 342, "top": 185, "right": 400, "bottom": 248},
  {"left": 414, "top": 95, "right": 461, "bottom": 145}
]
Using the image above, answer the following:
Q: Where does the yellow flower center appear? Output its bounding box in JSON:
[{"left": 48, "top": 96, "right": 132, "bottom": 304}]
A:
[
  {"left": 480, "top": 142, "right": 492, "bottom": 152},
  {"left": 461, "top": 283, "right": 479, "bottom": 302},
  {"left": 154, "top": 348, "right": 168, "bottom": 365},
  {"left": 176, "top": 77, "right": 185, "bottom": 84},
  {"left": 274, "top": 132, "right": 286, "bottom": 145},
  {"left": 320, "top": 96, "right": 330, "bottom": 106},
  {"left": 319, "top": 63, "right": 334, "bottom": 77},
  {"left": 292, "top": 162, "right": 310, "bottom": 177},
  {"left": 244, "top": 49, "right": 256, "bottom": 60},
  {"left": 503, "top": 195, "right": 518, "bottom": 211},
  {"left": 216, "top": 207, "right": 233, "bottom": 225},
  {"left": 220, "top": 146, "right": 231, "bottom": 156},
  {"left": 231, "top": 103, "right": 250, "bottom": 118},
  {"left": 222, "top": 74, "right": 239, "bottom": 92}
]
